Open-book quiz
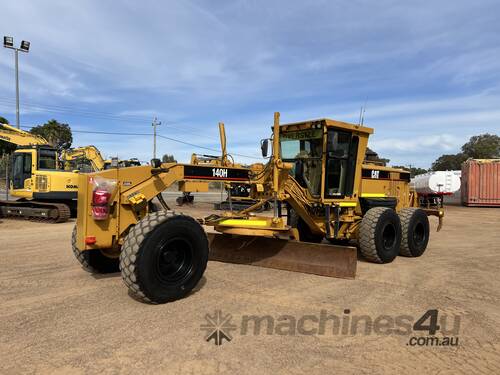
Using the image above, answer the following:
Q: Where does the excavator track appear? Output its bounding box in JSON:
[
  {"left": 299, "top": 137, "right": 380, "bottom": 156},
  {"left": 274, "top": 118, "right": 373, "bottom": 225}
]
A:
[{"left": 0, "top": 200, "right": 71, "bottom": 223}]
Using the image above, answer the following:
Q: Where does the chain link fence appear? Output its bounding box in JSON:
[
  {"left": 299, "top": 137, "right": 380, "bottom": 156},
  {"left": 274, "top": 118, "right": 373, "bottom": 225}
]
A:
[{"left": 0, "top": 154, "right": 10, "bottom": 200}]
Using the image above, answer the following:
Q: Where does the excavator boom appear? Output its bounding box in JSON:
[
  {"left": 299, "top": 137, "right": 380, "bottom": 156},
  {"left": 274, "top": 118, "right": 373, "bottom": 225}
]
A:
[
  {"left": 61, "top": 145, "right": 106, "bottom": 172},
  {"left": 0, "top": 123, "right": 48, "bottom": 146}
]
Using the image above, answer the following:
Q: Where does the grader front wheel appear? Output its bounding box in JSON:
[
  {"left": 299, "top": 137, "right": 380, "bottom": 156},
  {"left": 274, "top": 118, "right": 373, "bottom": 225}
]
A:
[
  {"left": 119, "top": 212, "right": 209, "bottom": 304},
  {"left": 359, "top": 207, "right": 402, "bottom": 264}
]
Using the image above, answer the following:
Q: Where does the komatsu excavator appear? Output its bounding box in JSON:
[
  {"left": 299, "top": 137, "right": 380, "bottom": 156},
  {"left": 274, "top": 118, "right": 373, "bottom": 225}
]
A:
[
  {"left": 0, "top": 123, "right": 79, "bottom": 222},
  {"left": 61, "top": 146, "right": 141, "bottom": 173},
  {"left": 0, "top": 124, "right": 143, "bottom": 222}
]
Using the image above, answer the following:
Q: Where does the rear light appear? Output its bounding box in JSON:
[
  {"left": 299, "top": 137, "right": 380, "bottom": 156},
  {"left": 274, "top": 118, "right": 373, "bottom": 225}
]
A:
[
  {"left": 90, "top": 177, "right": 117, "bottom": 221},
  {"left": 85, "top": 236, "right": 97, "bottom": 245},
  {"left": 93, "top": 190, "right": 111, "bottom": 205},
  {"left": 92, "top": 204, "right": 109, "bottom": 220}
]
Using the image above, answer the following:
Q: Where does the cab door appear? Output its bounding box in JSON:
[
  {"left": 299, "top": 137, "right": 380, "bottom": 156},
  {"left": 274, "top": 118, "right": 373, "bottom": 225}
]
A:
[
  {"left": 12, "top": 152, "right": 32, "bottom": 189},
  {"left": 324, "top": 129, "right": 359, "bottom": 199}
]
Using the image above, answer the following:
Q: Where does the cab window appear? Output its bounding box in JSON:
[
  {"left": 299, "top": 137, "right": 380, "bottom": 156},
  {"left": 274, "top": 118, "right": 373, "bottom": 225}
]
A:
[
  {"left": 280, "top": 129, "right": 323, "bottom": 196},
  {"left": 38, "top": 149, "right": 57, "bottom": 170}
]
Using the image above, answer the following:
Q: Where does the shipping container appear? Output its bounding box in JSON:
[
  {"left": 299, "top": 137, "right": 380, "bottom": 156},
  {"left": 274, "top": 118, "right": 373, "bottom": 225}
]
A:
[{"left": 461, "top": 159, "right": 500, "bottom": 207}]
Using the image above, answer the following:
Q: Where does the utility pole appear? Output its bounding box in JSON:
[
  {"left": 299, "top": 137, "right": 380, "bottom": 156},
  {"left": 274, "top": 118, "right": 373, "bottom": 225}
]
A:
[
  {"left": 3, "top": 37, "right": 30, "bottom": 129},
  {"left": 15, "top": 49, "right": 19, "bottom": 128},
  {"left": 152, "top": 117, "right": 161, "bottom": 159}
]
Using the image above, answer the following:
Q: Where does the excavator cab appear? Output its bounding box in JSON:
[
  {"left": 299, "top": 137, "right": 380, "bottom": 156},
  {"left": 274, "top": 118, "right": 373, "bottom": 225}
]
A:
[{"left": 10, "top": 146, "right": 59, "bottom": 192}]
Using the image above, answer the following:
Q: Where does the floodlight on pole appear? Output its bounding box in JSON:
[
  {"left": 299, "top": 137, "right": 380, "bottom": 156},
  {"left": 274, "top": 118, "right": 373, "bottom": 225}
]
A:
[
  {"left": 3, "top": 36, "right": 31, "bottom": 129},
  {"left": 20, "top": 40, "right": 30, "bottom": 52},
  {"left": 3, "top": 36, "right": 13, "bottom": 48}
]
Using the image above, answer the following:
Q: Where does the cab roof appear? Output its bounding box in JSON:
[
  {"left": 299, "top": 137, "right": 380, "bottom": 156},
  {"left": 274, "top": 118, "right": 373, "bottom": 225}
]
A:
[{"left": 280, "top": 118, "right": 374, "bottom": 135}]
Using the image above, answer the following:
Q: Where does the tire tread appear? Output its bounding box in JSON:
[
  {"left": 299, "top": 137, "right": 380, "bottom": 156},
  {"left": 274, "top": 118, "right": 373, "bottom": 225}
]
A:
[
  {"left": 399, "top": 207, "right": 417, "bottom": 257},
  {"left": 359, "top": 207, "right": 388, "bottom": 263}
]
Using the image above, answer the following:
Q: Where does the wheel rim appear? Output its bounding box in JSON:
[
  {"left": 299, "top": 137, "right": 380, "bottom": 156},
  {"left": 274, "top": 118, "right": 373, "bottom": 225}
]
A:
[
  {"left": 156, "top": 237, "right": 194, "bottom": 283},
  {"left": 413, "top": 222, "right": 425, "bottom": 245},
  {"left": 382, "top": 223, "right": 396, "bottom": 250}
]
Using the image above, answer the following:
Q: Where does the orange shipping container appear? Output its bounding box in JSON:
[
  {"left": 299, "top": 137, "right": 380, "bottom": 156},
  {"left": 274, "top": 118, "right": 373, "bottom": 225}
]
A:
[{"left": 461, "top": 159, "right": 500, "bottom": 207}]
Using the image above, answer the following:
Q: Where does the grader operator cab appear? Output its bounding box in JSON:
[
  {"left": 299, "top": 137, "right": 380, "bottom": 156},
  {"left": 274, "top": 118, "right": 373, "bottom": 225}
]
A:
[{"left": 73, "top": 113, "right": 443, "bottom": 304}]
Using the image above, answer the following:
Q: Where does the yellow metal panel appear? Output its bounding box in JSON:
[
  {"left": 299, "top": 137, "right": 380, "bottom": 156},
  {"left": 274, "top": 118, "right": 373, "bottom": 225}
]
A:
[
  {"left": 179, "top": 180, "right": 209, "bottom": 192},
  {"left": 218, "top": 219, "right": 268, "bottom": 227},
  {"left": 361, "top": 193, "right": 386, "bottom": 198},
  {"left": 338, "top": 202, "right": 357, "bottom": 207}
]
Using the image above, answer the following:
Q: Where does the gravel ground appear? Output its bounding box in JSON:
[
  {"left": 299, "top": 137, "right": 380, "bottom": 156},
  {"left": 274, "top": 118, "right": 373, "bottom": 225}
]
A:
[{"left": 0, "top": 204, "right": 499, "bottom": 374}]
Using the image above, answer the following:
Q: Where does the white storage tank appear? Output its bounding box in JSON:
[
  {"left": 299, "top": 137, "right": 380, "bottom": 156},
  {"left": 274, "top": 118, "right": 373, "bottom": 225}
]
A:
[{"left": 410, "top": 171, "right": 461, "bottom": 195}]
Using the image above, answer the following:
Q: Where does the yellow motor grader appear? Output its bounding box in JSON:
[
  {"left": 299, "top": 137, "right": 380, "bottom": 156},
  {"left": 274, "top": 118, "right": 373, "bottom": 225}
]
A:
[{"left": 73, "top": 113, "right": 443, "bottom": 303}]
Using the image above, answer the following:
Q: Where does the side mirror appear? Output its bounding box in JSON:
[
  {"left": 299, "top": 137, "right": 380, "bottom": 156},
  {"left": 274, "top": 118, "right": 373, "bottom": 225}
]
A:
[
  {"left": 150, "top": 158, "right": 162, "bottom": 168},
  {"left": 261, "top": 139, "right": 269, "bottom": 158}
]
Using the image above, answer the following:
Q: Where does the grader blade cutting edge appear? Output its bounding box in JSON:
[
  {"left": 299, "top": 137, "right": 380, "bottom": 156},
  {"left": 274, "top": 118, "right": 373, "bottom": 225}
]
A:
[{"left": 207, "top": 234, "right": 357, "bottom": 279}]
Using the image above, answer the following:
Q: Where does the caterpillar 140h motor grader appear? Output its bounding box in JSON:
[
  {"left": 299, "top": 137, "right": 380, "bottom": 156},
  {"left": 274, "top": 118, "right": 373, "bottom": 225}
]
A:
[{"left": 73, "top": 113, "right": 443, "bottom": 304}]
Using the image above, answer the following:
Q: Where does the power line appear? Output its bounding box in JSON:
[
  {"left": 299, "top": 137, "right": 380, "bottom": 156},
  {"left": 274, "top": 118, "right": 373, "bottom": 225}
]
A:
[
  {"left": 19, "top": 125, "right": 263, "bottom": 160},
  {"left": 0, "top": 97, "right": 220, "bottom": 140},
  {"left": 0, "top": 97, "right": 150, "bottom": 121},
  {"left": 0, "top": 97, "right": 262, "bottom": 159}
]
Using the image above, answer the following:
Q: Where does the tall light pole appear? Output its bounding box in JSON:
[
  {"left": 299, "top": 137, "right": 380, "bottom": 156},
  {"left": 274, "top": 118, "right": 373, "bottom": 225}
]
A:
[
  {"left": 3, "top": 36, "right": 30, "bottom": 129},
  {"left": 152, "top": 117, "right": 161, "bottom": 159}
]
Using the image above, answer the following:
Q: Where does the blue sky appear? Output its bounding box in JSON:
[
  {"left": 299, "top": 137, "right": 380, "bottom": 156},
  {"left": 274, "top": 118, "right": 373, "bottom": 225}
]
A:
[{"left": 1, "top": 0, "right": 499, "bottom": 167}]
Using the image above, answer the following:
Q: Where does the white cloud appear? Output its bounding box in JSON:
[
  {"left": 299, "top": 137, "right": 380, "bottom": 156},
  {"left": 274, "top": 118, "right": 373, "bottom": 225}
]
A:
[
  {"left": 0, "top": 0, "right": 499, "bottom": 169},
  {"left": 370, "top": 134, "right": 462, "bottom": 153}
]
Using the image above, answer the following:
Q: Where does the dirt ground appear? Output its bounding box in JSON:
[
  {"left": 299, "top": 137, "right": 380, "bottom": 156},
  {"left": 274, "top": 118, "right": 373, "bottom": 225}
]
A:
[{"left": 0, "top": 203, "right": 499, "bottom": 374}]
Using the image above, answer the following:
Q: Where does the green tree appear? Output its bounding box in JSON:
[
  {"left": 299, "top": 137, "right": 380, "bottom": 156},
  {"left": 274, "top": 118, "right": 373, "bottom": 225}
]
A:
[
  {"left": 461, "top": 133, "right": 500, "bottom": 159},
  {"left": 162, "top": 154, "right": 177, "bottom": 163},
  {"left": 365, "top": 147, "right": 390, "bottom": 166},
  {"left": 0, "top": 116, "right": 17, "bottom": 155},
  {"left": 392, "top": 165, "right": 428, "bottom": 177},
  {"left": 431, "top": 133, "right": 500, "bottom": 171},
  {"left": 30, "top": 119, "right": 72, "bottom": 152},
  {"left": 431, "top": 153, "right": 468, "bottom": 171}
]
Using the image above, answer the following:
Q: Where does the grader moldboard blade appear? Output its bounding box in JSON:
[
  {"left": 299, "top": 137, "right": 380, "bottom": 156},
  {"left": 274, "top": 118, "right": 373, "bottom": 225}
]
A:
[{"left": 207, "top": 233, "right": 357, "bottom": 279}]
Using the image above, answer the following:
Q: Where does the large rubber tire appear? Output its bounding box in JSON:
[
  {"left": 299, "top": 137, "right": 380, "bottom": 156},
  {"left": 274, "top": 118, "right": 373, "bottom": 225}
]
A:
[
  {"left": 71, "top": 225, "right": 120, "bottom": 273},
  {"left": 399, "top": 208, "right": 430, "bottom": 257},
  {"left": 288, "top": 208, "right": 323, "bottom": 243},
  {"left": 359, "top": 207, "right": 401, "bottom": 263},
  {"left": 120, "top": 211, "right": 208, "bottom": 304}
]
